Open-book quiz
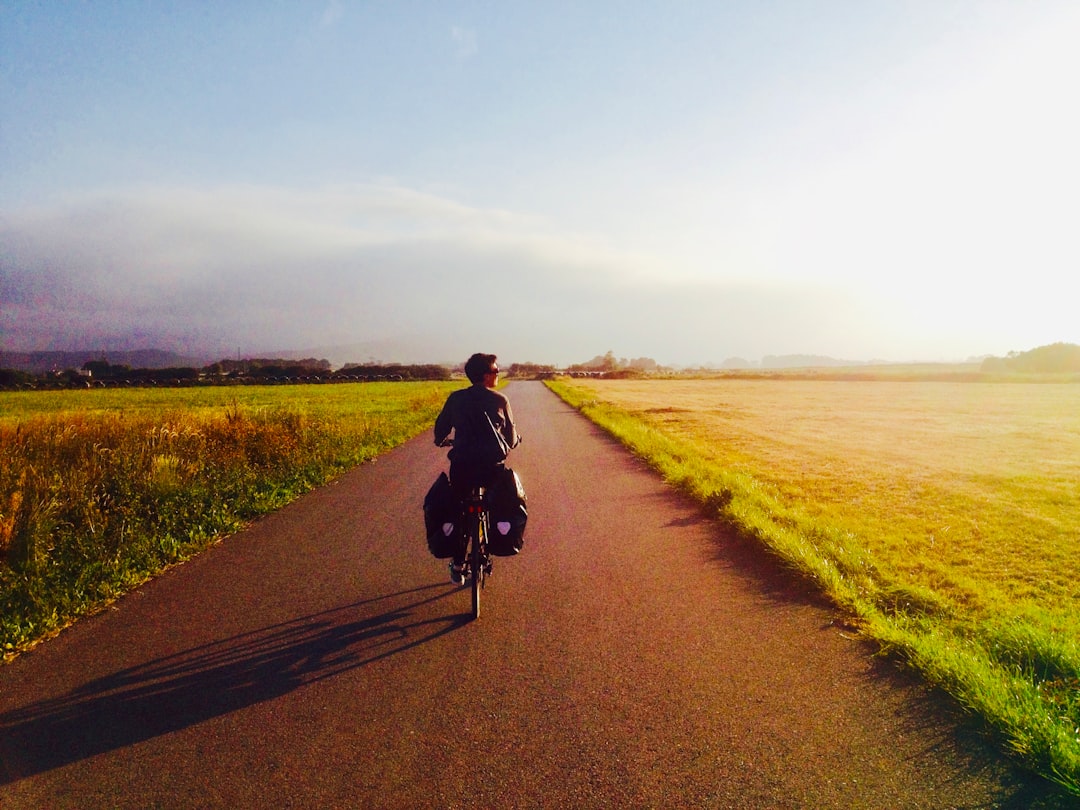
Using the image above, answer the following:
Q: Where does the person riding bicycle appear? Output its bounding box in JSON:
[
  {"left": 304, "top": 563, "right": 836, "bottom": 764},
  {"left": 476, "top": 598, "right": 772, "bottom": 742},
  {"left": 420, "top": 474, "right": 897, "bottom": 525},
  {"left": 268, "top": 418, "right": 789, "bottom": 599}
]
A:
[{"left": 434, "top": 352, "right": 520, "bottom": 584}]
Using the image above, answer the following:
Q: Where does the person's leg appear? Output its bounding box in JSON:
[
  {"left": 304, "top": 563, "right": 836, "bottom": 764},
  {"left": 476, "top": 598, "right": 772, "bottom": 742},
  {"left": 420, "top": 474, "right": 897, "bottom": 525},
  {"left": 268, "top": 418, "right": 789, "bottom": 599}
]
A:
[{"left": 448, "top": 460, "right": 475, "bottom": 584}]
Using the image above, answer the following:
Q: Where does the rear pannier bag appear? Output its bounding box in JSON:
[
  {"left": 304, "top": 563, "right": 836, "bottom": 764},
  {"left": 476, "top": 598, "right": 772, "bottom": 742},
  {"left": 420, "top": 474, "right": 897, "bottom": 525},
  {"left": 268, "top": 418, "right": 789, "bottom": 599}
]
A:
[
  {"left": 423, "top": 472, "right": 464, "bottom": 559},
  {"left": 487, "top": 467, "right": 528, "bottom": 556}
]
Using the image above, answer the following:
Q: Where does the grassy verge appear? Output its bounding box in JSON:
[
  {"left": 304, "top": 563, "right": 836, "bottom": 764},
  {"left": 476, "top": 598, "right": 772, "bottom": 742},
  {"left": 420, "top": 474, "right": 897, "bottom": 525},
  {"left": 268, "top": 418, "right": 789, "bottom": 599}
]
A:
[
  {"left": 0, "top": 382, "right": 460, "bottom": 660},
  {"left": 547, "top": 378, "right": 1080, "bottom": 796}
]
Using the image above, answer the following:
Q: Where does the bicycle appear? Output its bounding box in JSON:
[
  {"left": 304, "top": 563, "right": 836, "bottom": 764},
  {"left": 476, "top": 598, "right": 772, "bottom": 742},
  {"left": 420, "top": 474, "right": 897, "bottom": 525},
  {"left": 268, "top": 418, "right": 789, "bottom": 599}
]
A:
[{"left": 438, "top": 439, "right": 493, "bottom": 619}]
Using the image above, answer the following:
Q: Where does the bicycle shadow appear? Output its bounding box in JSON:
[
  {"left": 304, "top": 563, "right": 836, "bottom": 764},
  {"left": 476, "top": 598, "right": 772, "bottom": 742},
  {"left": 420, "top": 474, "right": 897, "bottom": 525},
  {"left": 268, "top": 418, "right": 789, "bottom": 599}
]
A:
[{"left": 0, "top": 582, "right": 466, "bottom": 784}]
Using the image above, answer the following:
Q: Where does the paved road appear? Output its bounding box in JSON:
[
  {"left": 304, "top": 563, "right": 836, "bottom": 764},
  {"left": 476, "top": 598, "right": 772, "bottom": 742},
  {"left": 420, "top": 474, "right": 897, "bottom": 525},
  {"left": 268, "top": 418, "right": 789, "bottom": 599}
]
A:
[{"left": 0, "top": 382, "right": 1060, "bottom": 808}]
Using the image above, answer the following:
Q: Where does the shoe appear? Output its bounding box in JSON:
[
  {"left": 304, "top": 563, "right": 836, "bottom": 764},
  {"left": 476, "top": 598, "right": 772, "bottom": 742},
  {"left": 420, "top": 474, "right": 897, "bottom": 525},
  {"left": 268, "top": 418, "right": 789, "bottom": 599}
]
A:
[{"left": 449, "top": 561, "right": 466, "bottom": 586}]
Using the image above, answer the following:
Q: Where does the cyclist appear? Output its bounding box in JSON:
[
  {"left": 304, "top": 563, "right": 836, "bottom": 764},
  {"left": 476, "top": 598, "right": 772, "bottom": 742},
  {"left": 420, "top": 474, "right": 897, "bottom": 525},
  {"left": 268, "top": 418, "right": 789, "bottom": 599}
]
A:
[{"left": 434, "top": 352, "right": 521, "bottom": 584}]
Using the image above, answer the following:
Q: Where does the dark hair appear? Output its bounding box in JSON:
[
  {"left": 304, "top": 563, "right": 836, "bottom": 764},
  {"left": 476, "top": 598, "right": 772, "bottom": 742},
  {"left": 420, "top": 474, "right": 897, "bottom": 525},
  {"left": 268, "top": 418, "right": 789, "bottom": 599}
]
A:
[{"left": 464, "top": 353, "right": 497, "bottom": 385}]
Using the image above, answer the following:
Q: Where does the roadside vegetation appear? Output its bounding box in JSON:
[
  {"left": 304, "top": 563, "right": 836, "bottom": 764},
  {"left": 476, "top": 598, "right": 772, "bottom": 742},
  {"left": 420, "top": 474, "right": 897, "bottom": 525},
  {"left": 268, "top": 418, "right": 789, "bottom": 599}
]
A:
[
  {"left": 547, "top": 377, "right": 1080, "bottom": 795},
  {"left": 0, "top": 381, "right": 460, "bottom": 661}
]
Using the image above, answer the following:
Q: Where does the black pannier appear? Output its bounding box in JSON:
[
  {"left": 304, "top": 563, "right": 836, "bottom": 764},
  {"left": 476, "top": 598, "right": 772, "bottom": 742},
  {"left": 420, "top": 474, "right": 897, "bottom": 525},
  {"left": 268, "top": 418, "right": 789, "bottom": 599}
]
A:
[
  {"left": 423, "top": 472, "right": 464, "bottom": 559},
  {"left": 487, "top": 467, "right": 528, "bottom": 556}
]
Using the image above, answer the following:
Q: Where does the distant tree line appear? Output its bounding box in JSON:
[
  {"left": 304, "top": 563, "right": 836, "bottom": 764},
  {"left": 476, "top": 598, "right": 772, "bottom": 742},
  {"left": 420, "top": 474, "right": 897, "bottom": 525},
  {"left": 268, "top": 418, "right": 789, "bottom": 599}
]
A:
[
  {"left": 82, "top": 360, "right": 202, "bottom": 381},
  {"left": 565, "top": 350, "right": 662, "bottom": 377},
  {"left": 980, "top": 343, "right": 1080, "bottom": 374},
  {"left": 0, "top": 368, "right": 36, "bottom": 388},
  {"left": 19, "top": 344, "right": 1076, "bottom": 390},
  {"left": 498, "top": 353, "right": 665, "bottom": 380},
  {"left": 207, "top": 357, "right": 333, "bottom": 376},
  {"left": 506, "top": 362, "right": 558, "bottom": 379},
  {"left": 337, "top": 362, "right": 452, "bottom": 381},
  {"left": 0, "top": 357, "right": 454, "bottom": 390}
]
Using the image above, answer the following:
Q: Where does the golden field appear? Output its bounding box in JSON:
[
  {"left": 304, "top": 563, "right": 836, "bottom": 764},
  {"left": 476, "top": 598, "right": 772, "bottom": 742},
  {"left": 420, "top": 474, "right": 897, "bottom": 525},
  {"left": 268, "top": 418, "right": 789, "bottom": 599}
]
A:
[{"left": 549, "top": 377, "right": 1079, "bottom": 793}]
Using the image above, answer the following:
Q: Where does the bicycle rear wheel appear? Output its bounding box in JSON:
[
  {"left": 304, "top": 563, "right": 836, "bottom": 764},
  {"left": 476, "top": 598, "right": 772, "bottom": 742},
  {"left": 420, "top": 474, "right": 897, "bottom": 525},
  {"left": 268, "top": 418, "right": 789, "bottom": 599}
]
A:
[
  {"left": 473, "top": 514, "right": 490, "bottom": 622},
  {"left": 470, "top": 527, "right": 482, "bottom": 619}
]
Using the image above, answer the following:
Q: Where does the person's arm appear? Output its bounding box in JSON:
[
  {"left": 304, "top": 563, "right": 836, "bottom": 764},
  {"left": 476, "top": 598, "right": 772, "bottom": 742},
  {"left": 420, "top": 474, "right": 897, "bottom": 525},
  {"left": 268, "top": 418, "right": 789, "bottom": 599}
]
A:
[
  {"left": 502, "top": 401, "right": 521, "bottom": 448},
  {"left": 434, "top": 396, "right": 453, "bottom": 445}
]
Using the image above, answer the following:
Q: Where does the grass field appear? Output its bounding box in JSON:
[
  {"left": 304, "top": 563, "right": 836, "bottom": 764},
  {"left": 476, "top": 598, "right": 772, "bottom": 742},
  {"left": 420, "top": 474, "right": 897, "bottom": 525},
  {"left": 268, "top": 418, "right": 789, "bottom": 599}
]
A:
[
  {"left": 0, "top": 381, "right": 461, "bottom": 660},
  {"left": 547, "top": 377, "right": 1080, "bottom": 794}
]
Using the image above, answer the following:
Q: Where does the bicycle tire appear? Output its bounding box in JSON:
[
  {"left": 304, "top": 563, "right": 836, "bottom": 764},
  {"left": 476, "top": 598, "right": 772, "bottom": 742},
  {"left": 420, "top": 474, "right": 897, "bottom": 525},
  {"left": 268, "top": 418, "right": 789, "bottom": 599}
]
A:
[{"left": 470, "top": 521, "right": 482, "bottom": 619}]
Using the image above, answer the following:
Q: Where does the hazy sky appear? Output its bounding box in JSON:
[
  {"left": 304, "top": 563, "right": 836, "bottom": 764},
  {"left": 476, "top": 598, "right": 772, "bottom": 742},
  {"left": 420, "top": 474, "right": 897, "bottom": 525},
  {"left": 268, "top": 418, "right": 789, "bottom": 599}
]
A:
[{"left": 2, "top": 2, "right": 1078, "bottom": 367}]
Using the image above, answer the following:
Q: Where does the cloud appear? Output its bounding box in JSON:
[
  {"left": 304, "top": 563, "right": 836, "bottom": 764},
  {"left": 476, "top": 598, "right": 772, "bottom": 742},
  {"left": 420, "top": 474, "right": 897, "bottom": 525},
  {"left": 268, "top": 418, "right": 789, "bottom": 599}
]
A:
[
  {"left": 6, "top": 181, "right": 1045, "bottom": 367},
  {"left": 1, "top": 183, "right": 872, "bottom": 365}
]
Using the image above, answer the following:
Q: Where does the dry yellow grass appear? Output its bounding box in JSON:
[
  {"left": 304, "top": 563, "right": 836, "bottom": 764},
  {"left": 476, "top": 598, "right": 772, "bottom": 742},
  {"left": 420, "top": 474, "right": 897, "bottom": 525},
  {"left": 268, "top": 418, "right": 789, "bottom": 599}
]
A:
[
  {"left": 565, "top": 379, "right": 1080, "bottom": 618},
  {"left": 0, "top": 382, "right": 460, "bottom": 659}
]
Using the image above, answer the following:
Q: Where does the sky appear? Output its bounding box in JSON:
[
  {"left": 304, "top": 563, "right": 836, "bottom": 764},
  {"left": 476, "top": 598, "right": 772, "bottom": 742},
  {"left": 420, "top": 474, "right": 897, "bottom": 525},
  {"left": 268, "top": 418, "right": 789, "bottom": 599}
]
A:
[{"left": 2, "top": 1, "right": 1079, "bottom": 368}]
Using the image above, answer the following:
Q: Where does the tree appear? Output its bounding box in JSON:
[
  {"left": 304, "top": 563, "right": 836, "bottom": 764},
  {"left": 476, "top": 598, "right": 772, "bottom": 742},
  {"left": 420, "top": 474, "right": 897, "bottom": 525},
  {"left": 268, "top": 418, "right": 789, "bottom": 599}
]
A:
[
  {"left": 980, "top": 343, "right": 1080, "bottom": 374},
  {"left": 82, "top": 360, "right": 131, "bottom": 379}
]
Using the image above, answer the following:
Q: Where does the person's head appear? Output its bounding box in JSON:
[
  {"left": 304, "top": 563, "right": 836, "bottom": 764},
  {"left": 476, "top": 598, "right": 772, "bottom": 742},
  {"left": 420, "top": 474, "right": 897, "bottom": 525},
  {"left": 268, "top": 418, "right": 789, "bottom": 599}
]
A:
[{"left": 464, "top": 353, "right": 499, "bottom": 386}]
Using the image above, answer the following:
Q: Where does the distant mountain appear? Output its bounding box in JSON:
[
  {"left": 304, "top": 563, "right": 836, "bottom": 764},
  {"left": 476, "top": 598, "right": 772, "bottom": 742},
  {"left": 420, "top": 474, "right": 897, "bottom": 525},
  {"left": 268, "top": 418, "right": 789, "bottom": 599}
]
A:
[
  {"left": 1, "top": 339, "right": 458, "bottom": 374},
  {"left": 0, "top": 349, "right": 212, "bottom": 374}
]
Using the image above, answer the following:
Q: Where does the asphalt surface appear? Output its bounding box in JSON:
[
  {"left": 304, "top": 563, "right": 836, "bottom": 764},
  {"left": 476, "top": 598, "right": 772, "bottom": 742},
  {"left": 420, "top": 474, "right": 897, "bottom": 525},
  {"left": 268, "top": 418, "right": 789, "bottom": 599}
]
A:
[{"left": 0, "top": 382, "right": 1063, "bottom": 808}]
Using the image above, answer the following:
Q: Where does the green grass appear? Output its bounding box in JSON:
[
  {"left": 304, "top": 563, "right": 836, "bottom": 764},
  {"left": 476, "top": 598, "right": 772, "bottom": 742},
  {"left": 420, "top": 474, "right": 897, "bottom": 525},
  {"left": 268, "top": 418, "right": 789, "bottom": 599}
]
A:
[
  {"left": 0, "top": 382, "right": 461, "bottom": 660},
  {"left": 547, "top": 377, "right": 1080, "bottom": 795}
]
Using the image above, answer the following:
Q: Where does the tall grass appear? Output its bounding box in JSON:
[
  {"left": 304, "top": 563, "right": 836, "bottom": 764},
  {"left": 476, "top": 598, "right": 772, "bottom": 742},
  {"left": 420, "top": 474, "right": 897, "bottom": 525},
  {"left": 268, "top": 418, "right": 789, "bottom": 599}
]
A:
[
  {"left": 547, "top": 378, "right": 1080, "bottom": 795},
  {"left": 0, "top": 382, "right": 458, "bottom": 659}
]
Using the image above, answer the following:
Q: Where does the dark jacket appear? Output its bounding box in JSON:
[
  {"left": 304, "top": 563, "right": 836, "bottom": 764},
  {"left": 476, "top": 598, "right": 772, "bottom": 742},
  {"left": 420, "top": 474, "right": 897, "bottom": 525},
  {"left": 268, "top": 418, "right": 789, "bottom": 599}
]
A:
[{"left": 434, "top": 384, "right": 520, "bottom": 485}]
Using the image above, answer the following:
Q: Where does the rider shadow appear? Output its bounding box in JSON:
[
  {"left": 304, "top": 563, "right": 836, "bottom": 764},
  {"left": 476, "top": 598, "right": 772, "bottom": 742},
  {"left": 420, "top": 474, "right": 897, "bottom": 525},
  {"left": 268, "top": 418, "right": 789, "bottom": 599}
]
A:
[{"left": 0, "top": 582, "right": 468, "bottom": 784}]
